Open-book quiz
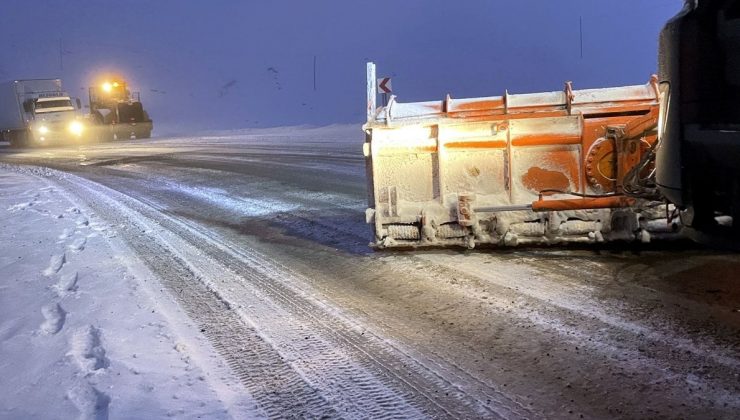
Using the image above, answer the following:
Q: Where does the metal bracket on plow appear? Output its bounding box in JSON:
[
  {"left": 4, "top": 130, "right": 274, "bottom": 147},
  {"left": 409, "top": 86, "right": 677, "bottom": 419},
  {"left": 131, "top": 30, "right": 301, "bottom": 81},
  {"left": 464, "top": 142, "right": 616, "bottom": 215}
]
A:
[
  {"left": 386, "top": 186, "right": 398, "bottom": 217},
  {"left": 457, "top": 194, "right": 477, "bottom": 227}
]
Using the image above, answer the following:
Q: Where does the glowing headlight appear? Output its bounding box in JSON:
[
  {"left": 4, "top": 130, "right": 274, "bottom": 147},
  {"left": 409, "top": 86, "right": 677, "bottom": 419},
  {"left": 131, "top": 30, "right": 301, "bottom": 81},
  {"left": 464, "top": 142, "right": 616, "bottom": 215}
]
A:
[
  {"left": 102, "top": 82, "right": 113, "bottom": 92},
  {"left": 69, "top": 121, "right": 84, "bottom": 136},
  {"left": 37, "top": 125, "right": 49, "bottom": 134}
]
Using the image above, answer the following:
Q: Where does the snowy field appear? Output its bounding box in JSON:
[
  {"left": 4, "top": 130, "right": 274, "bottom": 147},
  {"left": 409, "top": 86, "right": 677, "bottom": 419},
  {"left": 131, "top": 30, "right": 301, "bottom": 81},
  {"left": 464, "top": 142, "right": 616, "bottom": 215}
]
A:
[{"left": 1, "top": 125, "right": 739, "bottom": 419}]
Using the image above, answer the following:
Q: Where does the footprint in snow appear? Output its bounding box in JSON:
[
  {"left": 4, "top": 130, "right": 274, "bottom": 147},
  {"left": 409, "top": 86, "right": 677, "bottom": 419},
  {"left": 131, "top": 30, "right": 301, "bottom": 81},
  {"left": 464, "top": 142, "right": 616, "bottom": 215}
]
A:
[
  {"left": 7, "top": 202, "right": 33, "bottom": 212},
  {"left": 55, "top": 272, "right": 79, "bottom": 294},
  {"left": 91, "top": 224, "right": 108, "bottom": 233},
  {"left": 29, "top": 207, "right": 51, "bottom": 216},
  {"left": 58, "top": 228, "right": 73, "bottom": 240},
  {"left": 67, "top": 383, "right": 110, "bottom": 420},
  {"left": 68, "top": 237, "right": 87, "bottom": 252},
  {"left": 76, "top": 217, "right": 89, "bottom": 227},
  {"left": 43, "top": 253, "right": 66, "bottom": 276},
  {"left": 69, "top": 325, "right": 109, "bottom": 373},
  {"left": 40, "top": 303, "right": 66, "bottom": 335}
]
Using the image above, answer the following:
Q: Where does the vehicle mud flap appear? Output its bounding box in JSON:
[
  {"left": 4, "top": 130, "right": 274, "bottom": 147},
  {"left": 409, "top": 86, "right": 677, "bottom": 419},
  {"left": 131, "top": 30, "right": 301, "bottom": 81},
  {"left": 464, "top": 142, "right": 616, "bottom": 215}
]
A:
[{"left": 9, "top": 130, "right": 31, "bottom": 148}]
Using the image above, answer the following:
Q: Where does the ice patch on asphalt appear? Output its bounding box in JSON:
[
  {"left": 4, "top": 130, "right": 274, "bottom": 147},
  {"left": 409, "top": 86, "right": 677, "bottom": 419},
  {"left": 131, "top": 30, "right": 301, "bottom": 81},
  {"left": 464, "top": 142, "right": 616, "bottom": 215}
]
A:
[{"left": 163, "top": 181, "right": 300, "bottom": 216}]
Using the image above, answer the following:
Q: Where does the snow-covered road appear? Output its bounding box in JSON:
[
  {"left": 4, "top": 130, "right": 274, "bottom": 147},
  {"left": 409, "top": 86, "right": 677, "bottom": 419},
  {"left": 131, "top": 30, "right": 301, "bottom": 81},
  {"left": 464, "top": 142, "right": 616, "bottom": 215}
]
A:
[{"left": 1, "top": 125, "right": 739, "bottom": 419}]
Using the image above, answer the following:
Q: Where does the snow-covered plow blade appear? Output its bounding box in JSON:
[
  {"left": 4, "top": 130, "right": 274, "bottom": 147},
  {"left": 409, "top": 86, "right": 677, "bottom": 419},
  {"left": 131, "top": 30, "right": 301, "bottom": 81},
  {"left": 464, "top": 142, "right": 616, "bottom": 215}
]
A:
[{"left": 363, "top": 63, "right": 679, "bottom": 248}]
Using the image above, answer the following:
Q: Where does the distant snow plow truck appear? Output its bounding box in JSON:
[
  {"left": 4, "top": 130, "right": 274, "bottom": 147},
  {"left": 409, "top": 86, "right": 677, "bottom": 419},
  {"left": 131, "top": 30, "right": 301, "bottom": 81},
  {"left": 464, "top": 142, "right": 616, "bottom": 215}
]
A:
[
  {"left": 0, "top": 79, "right": 87, "bottom": 147},
  {"left": 363, "top": 0, "right": 740, "bottom": 249},
  {"left": 88, "top": 78, "right": 153, "bottom": 140}
]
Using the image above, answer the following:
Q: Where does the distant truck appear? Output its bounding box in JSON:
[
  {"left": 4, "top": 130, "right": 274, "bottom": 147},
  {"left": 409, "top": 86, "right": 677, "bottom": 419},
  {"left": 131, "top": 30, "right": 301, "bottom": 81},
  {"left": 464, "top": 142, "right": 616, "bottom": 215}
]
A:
[
  {"left": 88, "top": 79, "right": 152, "bottom": 140},
  {"left": 0, "top": 79, "right": 86, "bottom": 147}
]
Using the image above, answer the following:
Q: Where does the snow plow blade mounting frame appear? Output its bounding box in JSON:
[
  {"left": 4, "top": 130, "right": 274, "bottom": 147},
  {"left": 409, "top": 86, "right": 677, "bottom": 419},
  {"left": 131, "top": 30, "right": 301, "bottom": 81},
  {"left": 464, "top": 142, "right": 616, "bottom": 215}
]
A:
[{"left": 363, "top": 63, "right": 679, "bottom": 249}]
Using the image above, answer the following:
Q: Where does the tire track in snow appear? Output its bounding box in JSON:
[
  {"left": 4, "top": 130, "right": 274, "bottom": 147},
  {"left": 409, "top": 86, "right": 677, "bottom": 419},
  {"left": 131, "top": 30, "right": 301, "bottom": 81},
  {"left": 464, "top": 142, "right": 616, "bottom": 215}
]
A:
[
  {"left": 411, "top": 253, "right": 740, "bottom": 411},
  {"left": 418, "top": 253, "right": 740, "bottom": 370},
  {"left": 49, "top": 174, "right": 392, "bottom": 418},
  {"left": 58, "top": 182, "right": 340, "bottom": 418},
  {"left": 46, "top": 166, "right": 527, "bottom": 418},
  {"left": 131, "top": 191, "right": 523, "bottom": 419}
]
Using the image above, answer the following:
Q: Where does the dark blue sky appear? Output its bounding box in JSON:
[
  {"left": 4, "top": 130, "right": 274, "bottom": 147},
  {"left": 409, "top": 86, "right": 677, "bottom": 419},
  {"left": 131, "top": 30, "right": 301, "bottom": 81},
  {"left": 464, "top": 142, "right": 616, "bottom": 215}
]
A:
[{"left": 0, "top": 1, "right": 681, "bottom": 133}]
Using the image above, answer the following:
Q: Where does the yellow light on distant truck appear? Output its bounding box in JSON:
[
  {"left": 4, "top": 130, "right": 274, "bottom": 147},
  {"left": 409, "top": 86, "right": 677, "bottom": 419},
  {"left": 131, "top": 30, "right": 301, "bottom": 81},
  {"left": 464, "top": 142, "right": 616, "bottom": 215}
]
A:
[
  {"left": 69, "top": 121, "right": 84, "bottom": 136},
  {"left": 37, "top": 125, "right": 49, "bottom": 134},
  {"left": 102, "top": 82, "right": 113, "bottom": 92}
]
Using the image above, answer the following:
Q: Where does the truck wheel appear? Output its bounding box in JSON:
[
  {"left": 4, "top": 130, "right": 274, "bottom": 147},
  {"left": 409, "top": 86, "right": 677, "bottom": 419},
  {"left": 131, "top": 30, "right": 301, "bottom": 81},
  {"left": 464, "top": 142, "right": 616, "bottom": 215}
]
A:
[{"left": 9, "top": 131, "right": 30, "bottom": 148}]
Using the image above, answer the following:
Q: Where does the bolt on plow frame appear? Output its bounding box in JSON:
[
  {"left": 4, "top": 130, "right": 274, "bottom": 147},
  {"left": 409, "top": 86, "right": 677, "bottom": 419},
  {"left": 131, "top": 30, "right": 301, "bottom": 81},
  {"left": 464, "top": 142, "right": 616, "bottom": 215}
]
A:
[{"left": 363, "top": 63, "right": 679, "bottom": 248}]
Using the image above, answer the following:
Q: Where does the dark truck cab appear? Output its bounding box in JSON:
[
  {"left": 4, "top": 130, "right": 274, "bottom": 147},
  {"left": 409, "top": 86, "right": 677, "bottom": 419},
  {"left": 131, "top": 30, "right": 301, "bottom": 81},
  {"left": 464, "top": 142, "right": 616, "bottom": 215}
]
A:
[{"left": 656, "top": 0, "right": 740, "bottom": 235}]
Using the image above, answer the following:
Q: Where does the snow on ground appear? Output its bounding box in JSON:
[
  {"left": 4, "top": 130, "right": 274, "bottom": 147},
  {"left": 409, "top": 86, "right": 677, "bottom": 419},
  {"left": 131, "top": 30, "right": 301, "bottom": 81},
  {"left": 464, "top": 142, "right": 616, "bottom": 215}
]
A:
[
  {"left": 1, "top": 126, "right": 739, "bottom": 418},
  {"left": 0, "top": 167, "right": 259, "bottom": 419}
]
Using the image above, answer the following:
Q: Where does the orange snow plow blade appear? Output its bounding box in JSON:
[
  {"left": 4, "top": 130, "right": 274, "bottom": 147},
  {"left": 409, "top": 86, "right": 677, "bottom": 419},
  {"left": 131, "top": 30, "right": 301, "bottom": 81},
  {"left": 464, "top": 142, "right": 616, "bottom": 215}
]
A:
[{"left": 363, "top": 63, "right": 679, "bottom": 248}]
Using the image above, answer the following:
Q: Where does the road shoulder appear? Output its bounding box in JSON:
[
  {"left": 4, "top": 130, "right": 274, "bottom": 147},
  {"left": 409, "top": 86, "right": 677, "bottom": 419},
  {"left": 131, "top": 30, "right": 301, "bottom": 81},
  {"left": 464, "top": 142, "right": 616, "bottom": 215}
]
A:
[{"left": 0, "top": 166, "right": 259, "bottom": 419}]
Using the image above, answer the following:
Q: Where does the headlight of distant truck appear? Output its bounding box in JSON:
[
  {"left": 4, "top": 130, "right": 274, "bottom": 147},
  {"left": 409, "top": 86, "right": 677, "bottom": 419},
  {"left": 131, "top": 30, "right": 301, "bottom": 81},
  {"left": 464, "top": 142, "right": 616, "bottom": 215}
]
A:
[
  {"left": 69, "top": 121, "right": 84, "bottom": 136},
  {"left": 37, "top": 125, "right": 49, "bottom": 135}
]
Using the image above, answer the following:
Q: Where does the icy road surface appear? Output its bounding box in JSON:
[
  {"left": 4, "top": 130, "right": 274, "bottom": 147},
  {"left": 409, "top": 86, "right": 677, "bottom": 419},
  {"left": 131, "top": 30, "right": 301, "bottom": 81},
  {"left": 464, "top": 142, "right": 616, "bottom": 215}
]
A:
[{"left": 1, "top": 125, "right": 739, "bottom": 419}]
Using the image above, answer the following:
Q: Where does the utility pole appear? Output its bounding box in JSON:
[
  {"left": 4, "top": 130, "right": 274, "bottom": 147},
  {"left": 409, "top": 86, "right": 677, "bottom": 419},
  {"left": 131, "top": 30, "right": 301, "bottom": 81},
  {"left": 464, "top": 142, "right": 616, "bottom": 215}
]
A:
[
  {"left": 59, "top": 38, "right": 64, "bottom": 71},
  {"left": 579, "top": 16, "right": 584, "bottom": 59}
]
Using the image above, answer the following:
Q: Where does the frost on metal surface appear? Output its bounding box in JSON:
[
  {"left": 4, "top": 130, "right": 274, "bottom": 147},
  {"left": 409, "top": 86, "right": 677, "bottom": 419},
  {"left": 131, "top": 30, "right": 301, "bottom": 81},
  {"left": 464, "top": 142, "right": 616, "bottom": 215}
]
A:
[{"left": 363, "top": 72, "right": 676, "bottom": 248}]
